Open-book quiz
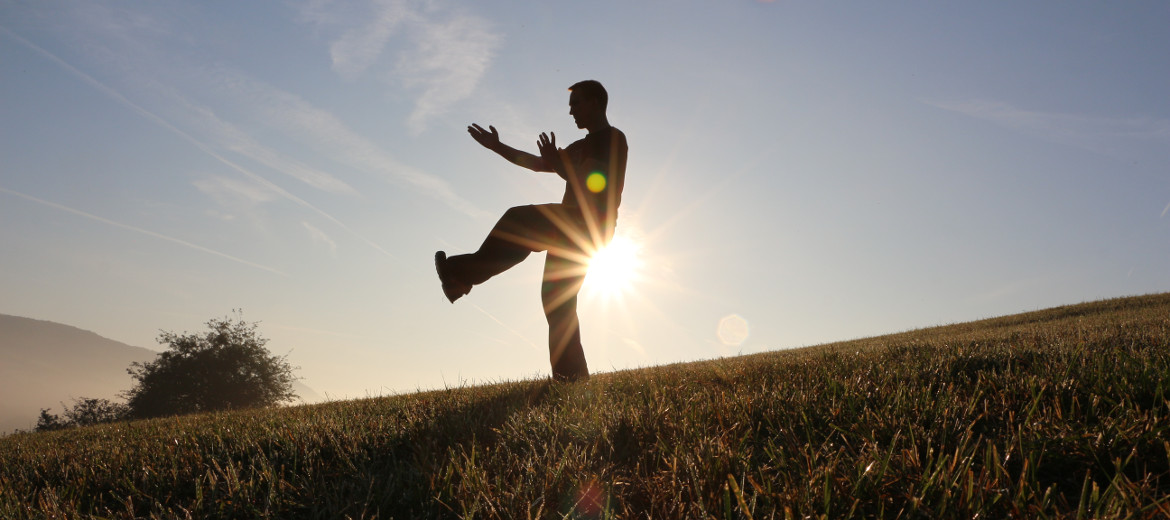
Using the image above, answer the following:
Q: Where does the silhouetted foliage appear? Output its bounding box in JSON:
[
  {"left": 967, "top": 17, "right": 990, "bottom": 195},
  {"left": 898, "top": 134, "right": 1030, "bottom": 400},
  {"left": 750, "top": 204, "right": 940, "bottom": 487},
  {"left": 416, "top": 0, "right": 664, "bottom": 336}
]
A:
[
  {"left": 64, "top": 398, "right": 129, "bottom": 426},
  {"left": 124, "top": 312, "right": 298, "bottom": 419},
  {"left": 34, "top": 409, "right": 66, "bottom": 432},
  {"left": 34, "top": 398, "right": 129, "bottom": 432}
]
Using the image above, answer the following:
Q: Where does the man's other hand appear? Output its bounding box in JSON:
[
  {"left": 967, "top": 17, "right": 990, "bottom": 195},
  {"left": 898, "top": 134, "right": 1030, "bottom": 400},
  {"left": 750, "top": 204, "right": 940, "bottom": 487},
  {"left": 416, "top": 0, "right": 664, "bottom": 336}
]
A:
[{"left": 537, "top": 131, "right": 559, "bottom": 167}]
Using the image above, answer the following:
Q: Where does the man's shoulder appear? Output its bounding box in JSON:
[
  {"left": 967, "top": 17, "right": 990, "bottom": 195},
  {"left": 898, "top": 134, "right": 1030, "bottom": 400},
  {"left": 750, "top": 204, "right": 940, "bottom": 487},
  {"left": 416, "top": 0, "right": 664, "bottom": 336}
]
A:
[
  {"left": 591, "top": 126, "right": 627, "bottom": 146},
  {"left": 612, "top": 127, "right": 627, "bottom": 146},
  {"left": 606, "top": 127, "right": 628, "bottom": 155},
  {"left": 567, "top": 127, "right": 627, "bottom": 151}
]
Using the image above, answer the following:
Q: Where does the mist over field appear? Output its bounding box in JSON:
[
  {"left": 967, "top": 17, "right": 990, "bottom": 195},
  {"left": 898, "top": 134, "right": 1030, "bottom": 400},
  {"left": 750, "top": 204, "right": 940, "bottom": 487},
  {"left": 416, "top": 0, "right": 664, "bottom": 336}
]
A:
[{"left": 0, "top": 315, "right": 155, "bottom": 433}]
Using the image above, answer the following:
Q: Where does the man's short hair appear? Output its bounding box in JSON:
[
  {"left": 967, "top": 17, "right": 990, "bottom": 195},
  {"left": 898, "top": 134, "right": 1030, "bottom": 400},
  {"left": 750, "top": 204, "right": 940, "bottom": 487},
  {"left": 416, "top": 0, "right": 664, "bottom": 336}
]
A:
[{"left": 569, "top": 80, "right": 608, "bottom": 110}]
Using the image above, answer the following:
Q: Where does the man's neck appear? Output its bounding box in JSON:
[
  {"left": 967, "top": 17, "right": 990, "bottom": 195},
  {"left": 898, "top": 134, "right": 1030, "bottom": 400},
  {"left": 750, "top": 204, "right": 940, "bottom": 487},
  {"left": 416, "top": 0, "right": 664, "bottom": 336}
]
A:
[{"left": 586, "top": 117, "right": 611, "bottom": 134}]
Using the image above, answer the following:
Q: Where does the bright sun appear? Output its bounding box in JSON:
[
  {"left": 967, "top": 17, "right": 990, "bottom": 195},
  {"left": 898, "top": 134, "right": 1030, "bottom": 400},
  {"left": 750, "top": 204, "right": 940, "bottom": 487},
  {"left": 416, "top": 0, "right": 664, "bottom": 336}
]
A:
[{"left": 585, "top": 233, "right": 643, "bottom": 299}]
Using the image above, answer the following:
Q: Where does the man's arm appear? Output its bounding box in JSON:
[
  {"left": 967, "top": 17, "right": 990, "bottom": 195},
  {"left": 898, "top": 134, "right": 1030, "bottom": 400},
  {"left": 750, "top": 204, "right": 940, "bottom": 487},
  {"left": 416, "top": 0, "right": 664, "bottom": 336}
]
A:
[{"left": 468, "top": 124, "right": 555, "bottom": 173}]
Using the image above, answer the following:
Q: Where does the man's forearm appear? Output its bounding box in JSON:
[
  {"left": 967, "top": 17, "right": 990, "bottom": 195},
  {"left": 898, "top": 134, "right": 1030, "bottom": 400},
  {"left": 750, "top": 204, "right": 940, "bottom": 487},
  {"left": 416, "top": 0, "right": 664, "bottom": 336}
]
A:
[{"left": 490, "top": 142, "right": 550, "bottom": 172}]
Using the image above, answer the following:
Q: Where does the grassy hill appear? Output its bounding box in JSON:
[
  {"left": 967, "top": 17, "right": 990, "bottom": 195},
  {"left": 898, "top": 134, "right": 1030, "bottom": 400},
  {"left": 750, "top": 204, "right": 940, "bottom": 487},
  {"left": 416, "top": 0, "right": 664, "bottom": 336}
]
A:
[{"left": 2, "top": 294, "right": 1168, "bottom": 518}]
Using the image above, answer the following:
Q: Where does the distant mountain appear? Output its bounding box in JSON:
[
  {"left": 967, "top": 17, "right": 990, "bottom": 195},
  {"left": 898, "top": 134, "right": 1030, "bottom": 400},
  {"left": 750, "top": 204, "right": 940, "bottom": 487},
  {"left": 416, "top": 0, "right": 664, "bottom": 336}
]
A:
[
  {"left": 0, "top": 315, "right": 155, "bottom": 433},
  {"left": 0, "top": 315, "right": 321, "bottom": 434}
]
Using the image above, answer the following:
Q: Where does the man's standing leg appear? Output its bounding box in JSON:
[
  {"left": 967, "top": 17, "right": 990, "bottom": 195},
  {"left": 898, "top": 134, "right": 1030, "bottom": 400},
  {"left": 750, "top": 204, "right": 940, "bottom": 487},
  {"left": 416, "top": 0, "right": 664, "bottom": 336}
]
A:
[{"left": 541, "top": 252, "right": 589, "bottom": 381}]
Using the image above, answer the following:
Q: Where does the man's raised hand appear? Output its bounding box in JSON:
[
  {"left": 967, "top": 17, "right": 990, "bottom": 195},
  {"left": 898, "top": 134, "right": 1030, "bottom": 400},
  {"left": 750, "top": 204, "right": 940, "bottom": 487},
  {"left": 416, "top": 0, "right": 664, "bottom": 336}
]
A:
[
  {"left": 537, "top": 132, "right": 566, "bottom": 176},
  {"left": 538, "top": 131, "right": 558, "bottom": 163},
  {"left": 468, "top": 124, "right": 500, "bottom": 150}
]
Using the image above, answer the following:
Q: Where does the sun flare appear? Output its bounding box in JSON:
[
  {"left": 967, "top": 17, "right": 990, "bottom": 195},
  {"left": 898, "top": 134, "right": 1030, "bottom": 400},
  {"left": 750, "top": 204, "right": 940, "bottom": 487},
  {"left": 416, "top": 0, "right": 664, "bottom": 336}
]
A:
[{"left": 585, "top": 233, "right": 643, "bottom": 298}]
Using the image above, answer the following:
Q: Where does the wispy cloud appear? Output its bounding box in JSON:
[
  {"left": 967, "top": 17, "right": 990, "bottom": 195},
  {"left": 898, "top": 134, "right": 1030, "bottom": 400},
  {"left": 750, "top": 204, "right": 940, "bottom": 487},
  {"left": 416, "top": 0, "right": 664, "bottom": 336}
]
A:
[
  {"left": 1, "top": 26, "right": 395, "bottom": 258},
  {"left": 0, "top": 186, "right": 288, "bottom": 277},
  {"left": 328, "top": 0, "right": 409, "bottom": 80},
  {"left": 191, "top": 175, "right": 282, "bottom": 225},
  {"left": 31, "top": 5, "right": 359, "bottom": 197},
  {"left": 193, "top": 175, "right": 281, "bottom": 207},
  {"left": 175, "top": 97, "right": 358, "bottom": 196},
  {"left": 309, "top": 0, "right": 502, "bottom": 134},
  {"left": 20, "top": 1, "right": 488, "bottom": 220},
  {"left": 302, "top": 221, "right": 339, "bottom": 255},
  {"left": 211, "top": 70, "right": 489, "bottom": 219},
  {"left": 925, "top": 99, "right": 1170, "bottom": 161},
  {"left": 396, "top": 12, "right": 502, "bottom": 133}
]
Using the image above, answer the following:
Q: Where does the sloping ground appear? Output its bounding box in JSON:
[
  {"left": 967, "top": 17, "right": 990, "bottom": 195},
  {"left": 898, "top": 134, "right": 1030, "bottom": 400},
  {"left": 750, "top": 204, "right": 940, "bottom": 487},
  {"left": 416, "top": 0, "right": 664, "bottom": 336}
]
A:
[{"left": 2, "top": 293, "right": 1168, "bottom": 518}]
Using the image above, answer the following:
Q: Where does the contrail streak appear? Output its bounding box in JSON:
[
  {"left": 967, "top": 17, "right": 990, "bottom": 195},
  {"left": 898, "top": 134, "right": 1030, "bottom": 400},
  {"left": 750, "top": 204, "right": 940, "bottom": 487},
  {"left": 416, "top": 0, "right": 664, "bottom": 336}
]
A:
[
  {"left": 469, "top": 302, "right": 543, "bottom": 353},
  {"left": 0, "top": 25, "right": 394, "bottom": 259},
  {"left": 0, "top": 186, "right": 289, "bottom": 277}
]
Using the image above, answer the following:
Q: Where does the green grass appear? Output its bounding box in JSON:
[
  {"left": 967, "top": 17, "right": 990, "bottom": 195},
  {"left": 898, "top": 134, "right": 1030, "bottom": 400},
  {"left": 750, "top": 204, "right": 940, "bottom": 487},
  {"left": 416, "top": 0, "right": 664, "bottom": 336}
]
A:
[{"left": 3, "top": 293, "right": 1170, "bottom": 519}]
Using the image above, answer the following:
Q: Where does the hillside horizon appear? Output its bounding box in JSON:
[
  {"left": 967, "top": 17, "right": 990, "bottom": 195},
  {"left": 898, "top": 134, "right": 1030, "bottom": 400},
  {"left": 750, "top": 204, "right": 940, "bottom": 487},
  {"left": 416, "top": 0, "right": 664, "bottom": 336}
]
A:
[
  {"left": 3, "top": 293, "right": 1162, "bottom": 434},
  {"left": 4, "top": 292, "right": 1167, "bottom": 517}
]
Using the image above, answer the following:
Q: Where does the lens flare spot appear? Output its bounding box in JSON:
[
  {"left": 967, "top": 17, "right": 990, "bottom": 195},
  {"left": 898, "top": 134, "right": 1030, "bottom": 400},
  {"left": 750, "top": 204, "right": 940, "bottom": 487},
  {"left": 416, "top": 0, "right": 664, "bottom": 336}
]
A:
[
  {"left": 572, "top": 479, "right": 605, "bottom": 517},
  {"left": 717, "top": 314, "right": 750, "bottom": 346},
  {"left": 586, "top": 172, "right": 607, "bottom": 193}
]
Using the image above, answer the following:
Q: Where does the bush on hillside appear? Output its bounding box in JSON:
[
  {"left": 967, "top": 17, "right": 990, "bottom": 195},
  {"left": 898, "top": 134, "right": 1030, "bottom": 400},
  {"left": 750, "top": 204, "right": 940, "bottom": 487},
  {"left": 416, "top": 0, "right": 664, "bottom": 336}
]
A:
[
  {"left": 123, "top": 312, "right": 298, "bottom": 419},
  {"left": 33, "top": 409, "right": 66, "bottom": 432},
  {"left": 34, "top": 398, "right": 129, "bottom": 432}
]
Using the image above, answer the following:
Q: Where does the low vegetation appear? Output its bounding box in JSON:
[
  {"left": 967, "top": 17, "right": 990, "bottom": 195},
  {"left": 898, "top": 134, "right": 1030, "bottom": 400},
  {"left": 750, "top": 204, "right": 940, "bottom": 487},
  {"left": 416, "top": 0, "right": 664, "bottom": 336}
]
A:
[
  {"left": 31, "top": 312, "right": 298, "bottom": 432},
  {"left": 2, "top": 294, "right": 1169, "bottom": 518}
]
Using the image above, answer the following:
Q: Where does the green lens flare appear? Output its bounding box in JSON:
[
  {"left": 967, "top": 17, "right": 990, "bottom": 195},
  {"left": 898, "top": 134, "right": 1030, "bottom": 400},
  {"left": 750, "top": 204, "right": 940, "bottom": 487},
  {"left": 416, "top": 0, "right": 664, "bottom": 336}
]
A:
[{"left": 586, "top": 172, "right": 606, "bottom": 193}]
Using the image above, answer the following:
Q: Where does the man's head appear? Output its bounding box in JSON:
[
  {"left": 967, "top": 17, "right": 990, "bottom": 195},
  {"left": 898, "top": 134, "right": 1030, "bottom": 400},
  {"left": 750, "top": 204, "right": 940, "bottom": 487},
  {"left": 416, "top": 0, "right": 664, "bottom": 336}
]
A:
[{"left": 569, "top": 80, "right": 608, "bottom": 131}]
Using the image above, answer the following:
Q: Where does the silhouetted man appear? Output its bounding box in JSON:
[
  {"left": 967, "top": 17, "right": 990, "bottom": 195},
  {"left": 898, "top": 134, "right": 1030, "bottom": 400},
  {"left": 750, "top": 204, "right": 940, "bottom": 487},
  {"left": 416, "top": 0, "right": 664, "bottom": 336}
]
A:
[{"left": 435, "top": 80, "right": 628, "bottom": 382}]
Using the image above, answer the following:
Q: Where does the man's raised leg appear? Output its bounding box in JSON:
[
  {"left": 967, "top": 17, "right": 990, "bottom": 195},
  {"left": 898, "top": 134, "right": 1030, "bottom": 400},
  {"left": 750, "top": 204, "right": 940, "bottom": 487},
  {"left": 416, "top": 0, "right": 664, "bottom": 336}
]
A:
[{"left": 437, "top": 205, "right": 557, "bottom": 303}]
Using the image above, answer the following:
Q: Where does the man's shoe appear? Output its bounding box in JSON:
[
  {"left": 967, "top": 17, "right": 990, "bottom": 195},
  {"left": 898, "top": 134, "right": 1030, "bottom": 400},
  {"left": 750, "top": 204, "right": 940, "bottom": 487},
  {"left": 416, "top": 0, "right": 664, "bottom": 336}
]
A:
[{"left": 435, "top": 251, "right": 471, "bottom": 303}]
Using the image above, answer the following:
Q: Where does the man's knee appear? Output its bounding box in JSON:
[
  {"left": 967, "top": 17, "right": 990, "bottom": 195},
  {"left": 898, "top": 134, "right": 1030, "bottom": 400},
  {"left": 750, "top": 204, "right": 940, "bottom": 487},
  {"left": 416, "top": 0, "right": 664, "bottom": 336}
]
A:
[
  {"left": 541, "top": 285, "right": 564, "bottom": 312},
  {"left": 492, "top": 205, "right": 542, "bottom": 240},
  {"left": 541, "top": 284, "right": 577, "bottom": 315},
  {"left": 501, "top": 204, "right": 538, "bottom": 223}
]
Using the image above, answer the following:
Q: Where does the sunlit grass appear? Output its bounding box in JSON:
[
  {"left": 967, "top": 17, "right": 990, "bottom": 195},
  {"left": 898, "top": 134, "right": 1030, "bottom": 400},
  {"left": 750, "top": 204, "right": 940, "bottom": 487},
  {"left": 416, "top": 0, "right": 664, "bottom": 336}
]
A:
[{"left": 3, "top": 293, "right": 1169, "bottom": 518}]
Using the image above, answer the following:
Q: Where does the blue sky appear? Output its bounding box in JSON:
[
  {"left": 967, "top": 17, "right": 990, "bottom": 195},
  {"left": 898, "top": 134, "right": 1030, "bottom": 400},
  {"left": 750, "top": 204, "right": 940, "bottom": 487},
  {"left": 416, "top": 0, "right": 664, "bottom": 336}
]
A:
[{"left": 2, "top": 1, "right": 1167, "bottom": 399}]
